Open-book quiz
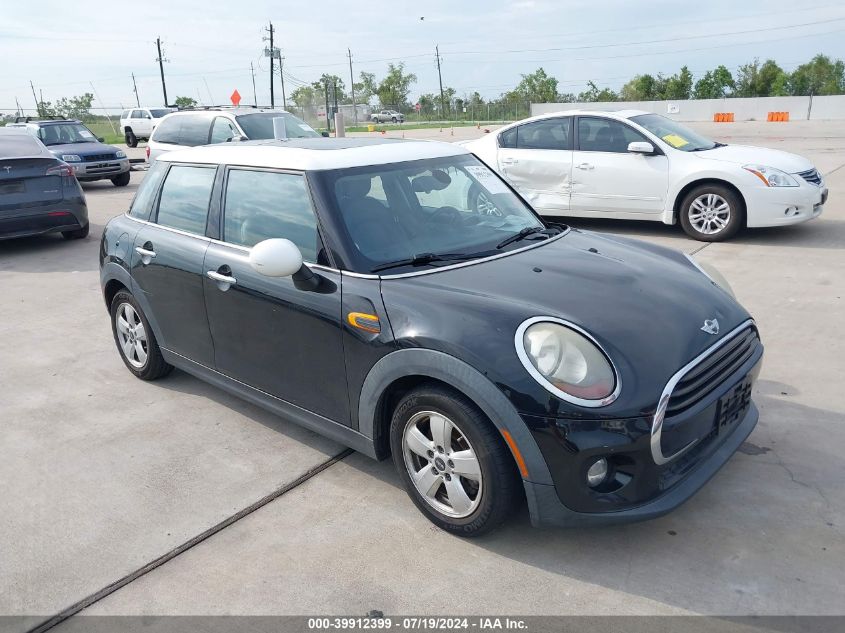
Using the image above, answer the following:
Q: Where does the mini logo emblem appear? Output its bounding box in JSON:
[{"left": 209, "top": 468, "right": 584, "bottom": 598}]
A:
[{"left": 701, "top": 318, "right": 720, "bottom": 335}]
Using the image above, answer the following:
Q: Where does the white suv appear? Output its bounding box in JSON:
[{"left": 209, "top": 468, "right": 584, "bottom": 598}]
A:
[
  {"left": 120, "top": 107, "right": 175, "bottom": 147},
  {"left": 146, "top": 108, "right": 323, "bottom": 163}
]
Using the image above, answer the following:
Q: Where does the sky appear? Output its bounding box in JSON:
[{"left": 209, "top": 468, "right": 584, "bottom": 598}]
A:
[{"left": 1, "top": 0, "right": 844, "bottom": 114}]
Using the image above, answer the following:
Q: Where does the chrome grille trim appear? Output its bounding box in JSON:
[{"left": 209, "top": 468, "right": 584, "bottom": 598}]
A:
[
  {"left": 650, "top": 318, "right": 756, "bottom": 466},
  {"left": 797, "top": 168, "right": 821, "bottom": 185}
]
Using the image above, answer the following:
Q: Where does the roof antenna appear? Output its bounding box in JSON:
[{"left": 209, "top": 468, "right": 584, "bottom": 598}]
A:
[{"left": 272, "top": 117, "right": 288, "bottom": 141}]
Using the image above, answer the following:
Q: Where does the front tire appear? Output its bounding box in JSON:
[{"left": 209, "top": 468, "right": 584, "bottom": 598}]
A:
[
  {"left": 390, "top": 384, "right": 521, "bottom": 537},
  {"left": 125, "top": 129, "right": 138, "bottom": 147},
  {"left": 110, "top": 290, "right": 173, "bottom": 381},
  {"left": 111, "top": 171, "right": 131, "bottom": 187},
  {"left": 679, "top": 184, "right": 743, "bottom": 242}
]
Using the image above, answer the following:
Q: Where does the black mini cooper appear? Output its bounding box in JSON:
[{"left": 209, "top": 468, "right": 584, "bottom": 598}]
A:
[{"left": 100, "top": 138, "right": 763, "bottom": 536}]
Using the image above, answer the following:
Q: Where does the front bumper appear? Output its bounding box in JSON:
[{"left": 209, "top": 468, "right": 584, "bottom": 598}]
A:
[
  {"left": 745, "top": 180, "right": 828, "bottom": 227},
  {"left": 71, "top": 159, "right": 130, "bottom": 180},
  {"left": 525, "top": 402, "right": 758, "bottom": 527}
]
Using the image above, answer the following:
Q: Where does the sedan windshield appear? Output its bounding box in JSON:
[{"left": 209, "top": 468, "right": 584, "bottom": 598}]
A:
[
  {"left": 37, "top": 123, "right": 99, "bottom": 146},
  {"left": 235, "top": 113, "right": 320, "bottom": 139},
  {"left": 630, "top": 114, "right": 718, "bottom": 152},
  {"left": 315, "top": 154, "right": 554, "bottom": 274}
]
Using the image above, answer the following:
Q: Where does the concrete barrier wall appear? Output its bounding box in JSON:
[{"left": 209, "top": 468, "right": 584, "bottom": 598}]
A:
[{"left": 530, "top": 95, "right": 845, "bottom": 121}]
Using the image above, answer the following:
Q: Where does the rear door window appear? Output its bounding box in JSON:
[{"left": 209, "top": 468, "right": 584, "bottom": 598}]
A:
[
  {"left": 178, "top": 116, "right": 213, "bottom": 146},
  {"left": 150, "top": 116, "right": 181, "bottom": 144},
  {"left": 515, "top": 118, "right": 571, "bottom": 150},
  {"left": 155, "top": 164, "right": 216, "bottom": 235},
  {"left": 222, "top": 168, "right": 320, "bottom": 262}
]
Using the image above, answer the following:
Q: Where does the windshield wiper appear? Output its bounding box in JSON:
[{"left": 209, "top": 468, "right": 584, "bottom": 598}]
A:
[
  {"left": 371, "top": 252, "right": 481, "bottom": 273},
  {"left": 496, "top": 226, "right": 548, "bottom": 250}
]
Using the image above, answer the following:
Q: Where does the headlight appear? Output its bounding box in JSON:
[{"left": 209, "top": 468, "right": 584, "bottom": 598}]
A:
[
  {"left": 743, "top": 164, "right": 798, "bottom": 187},
  {"left": 115, "top": 150, "right": 126, "bottom": 159},
  {"left": 61, "top": 154, "right": 81, "bottom": 162},
  {"left": 516, "top": 318, "right": 618, "bottom": 406},
  {"left": 684, "top": 254, "right": 735, "bottom": 298}
]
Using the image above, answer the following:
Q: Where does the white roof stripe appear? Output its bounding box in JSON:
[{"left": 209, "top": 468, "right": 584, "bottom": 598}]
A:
[{"left": 158, "top": 139, "right": 470, "bottom": 171}]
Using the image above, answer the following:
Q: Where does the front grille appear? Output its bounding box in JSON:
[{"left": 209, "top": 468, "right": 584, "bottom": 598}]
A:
[
  {"left": 666, "top": 326, "right": 760, "bottom": 415},
  {"left": 84, "top": 164, "right": 122, "bottom": 175},
  {"left": 83, "top": 153, "right": 117, "bottom": 162},
  {"left": 797, "top": 168, "right": 821, "bottom": 185}
]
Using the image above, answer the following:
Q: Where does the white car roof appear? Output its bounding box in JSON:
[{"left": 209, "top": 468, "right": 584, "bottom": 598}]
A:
[
  {"left": 505, "top": 109, "right": 651, "bottom": 127},
  {"left": 159, "top": 138, "right": 470, "bottom": 171},
  {"left": 161, "top": 108, "right": 292, "bottom": 119}
]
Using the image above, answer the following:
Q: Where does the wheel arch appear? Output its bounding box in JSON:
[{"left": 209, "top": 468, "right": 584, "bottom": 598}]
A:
[
  {"left": 103, "top": 278, "right": 129, "bottom": 309},
  {"left": 672, "top": 178, "right": 747, "bottom": 226},
  {"left": 358, "top": 348, "right": 553, "bottom": 485}
]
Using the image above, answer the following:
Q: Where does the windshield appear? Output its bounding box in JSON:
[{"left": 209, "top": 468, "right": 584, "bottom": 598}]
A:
[
  {"left": 630, "top": 114, "right": 717, "bottom": 152},
  {"left": 235, "top": 113, "right": 320, "bottom": 139},
  {"left": 150, "top": 108, "right": 174, "bottom": 118},
  {"left": 37, "top": 123, "right": 99, "bottom": 146},
  {"left": 315, "top": 154, "right": 553, "bottom": 274}
]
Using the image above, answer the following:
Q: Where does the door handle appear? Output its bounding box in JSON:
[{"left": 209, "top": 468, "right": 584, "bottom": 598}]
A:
[
  {"left": 501, "top": 158, "right": 518, "bottom": 165},
  {"left": 575, "top": 163, "right": 594, "bottom": 170},
  {"left": 135, "top": 246, "right": 156, "bottom": 258},
  {"left": 207, "top": 270, "right": 237, "bottom": 287}
]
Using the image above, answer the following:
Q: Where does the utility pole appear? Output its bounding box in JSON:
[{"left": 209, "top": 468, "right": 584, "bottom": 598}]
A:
[
  {"left": 30, "top": 81, "right": 39, "bottom": 116},
  {"left": 280, "top": 55, "right": 286, "bottom": 110},
  {"left": 156, "top": 38, "right": 169, "bottom": 106},
  {"left": 131, "top": 73, "right": 140, "bottom": 107},
  {"left": 324, "top": 78, "right": 331, "bottom": 133},
  {"left": 435, "top": 45, "right": 446, "bottom": 120},
  {"left": 266, "top": 22, "right": 275, "bottom": 108},
  {"left": 15, "top": 97, "right": 23, "bottom": 118},
  {"left": 250, "top": 62, "right": 257, "bottom": 106},
  {"left": 348, "top": 48, "right": 357, "bottom": 124}
]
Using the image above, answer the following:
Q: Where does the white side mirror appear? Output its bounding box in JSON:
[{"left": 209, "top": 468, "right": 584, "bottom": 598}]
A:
[
  {"left": 628, "top": 141, "right": 655, "bottom": 154},
  {"left": 249, "top": 238, "right": 303, "bottom": 277}
]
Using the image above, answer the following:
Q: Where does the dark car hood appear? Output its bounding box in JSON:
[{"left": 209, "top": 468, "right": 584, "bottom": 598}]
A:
[
  {"left": 46, "top": 142, "right": 118, "bottom": 156},
  {"left": 379, "top": 229, "right": 751, "bottom": 417}
]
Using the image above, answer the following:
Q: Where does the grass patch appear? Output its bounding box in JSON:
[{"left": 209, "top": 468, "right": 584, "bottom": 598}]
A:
[{"left": 83, "top": 121, "right": 124, "bottom": 145}]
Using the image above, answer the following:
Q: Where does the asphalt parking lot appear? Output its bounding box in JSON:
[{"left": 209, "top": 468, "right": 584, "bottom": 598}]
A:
[{"left": 1, "top": 121, "right": 843, "bottom": 630}]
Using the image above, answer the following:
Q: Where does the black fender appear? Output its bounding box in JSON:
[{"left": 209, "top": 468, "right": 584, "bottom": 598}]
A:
[
  {"left": 357, "top": 348, "right": 554, "bottom": 485},
  {"left": 100, "top": 261, "right": 165, "bottom": 345}
]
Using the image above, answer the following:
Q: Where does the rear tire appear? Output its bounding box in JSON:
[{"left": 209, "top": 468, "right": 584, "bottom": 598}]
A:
[
  {"left": 679, "top": 184, "right": 743, "bottom": 242},
  {"left": 62, "top": 222, "right": 89, "bottom": 240},
  {"left": 111, "top": 171, "right": 131, "bottom": 187},
  {"left": 110, "top": 290, "right": 173, "bottom": 381},
  {"left": 390, "top": 384, "right": 521, "bottom": 537},
  {"left": 125, "top": 129, "right": 138, "bottom": 148}
]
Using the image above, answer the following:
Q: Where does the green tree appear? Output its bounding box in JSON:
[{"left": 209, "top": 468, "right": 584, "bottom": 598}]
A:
[
  {"left": 312, "top": 74, "right": 346, "bottom": 102},
  {"left": 662, "top": 66, "right": 693, "bottom": 100},
  {"left": 290, "top": 85, "right": 318, "bottom": 109},
  {"left": 693, "top": 65, "right": 735, "bottom": 99},
  {"left": 620, "top": 74, "right": 659, "bottom": 101},
  {"left": 174, "top": 96, "right": 197, "bottom": 108},
  {"left": 376, "top": 63, "right": 417, "bottom": 109},
  {"left": 788, "top": 54, "right": 845, "bottom": 95},
  {"left": 353, "top": 72, "right": 377, "bottom": 105},
  {"left": 578, "top": 81, "right": 618, "bottom": 102},
  {"left": 735, "top": 59, "right": 788, "bottom": 97},
  {"left": 512, "top": 67, "right": 559, "bottom": 103},
  {"left": 54, "top": 93, "right": 94, "bottom": 120}
]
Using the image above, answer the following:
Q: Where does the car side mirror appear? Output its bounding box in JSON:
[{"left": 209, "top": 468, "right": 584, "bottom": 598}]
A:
[
  {"left": 97, "top": 137, "right": 105, "bottom": 142},
  {"left": 628, "top": 141, "right": 655, "bottom": 155},
  {"left": 227, "top": 135, "right": 247, "bottom": 142},
  {"left": 249, "top": 238, "right": 319, "bottom": 290},
  {"left": 321, "top": 131, "right": 330, "bottom": 138}
]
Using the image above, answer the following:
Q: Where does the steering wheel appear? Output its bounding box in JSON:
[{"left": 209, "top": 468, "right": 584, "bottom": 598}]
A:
[{"left": 429, "top": 206, "right": 462, "bottom": 224}]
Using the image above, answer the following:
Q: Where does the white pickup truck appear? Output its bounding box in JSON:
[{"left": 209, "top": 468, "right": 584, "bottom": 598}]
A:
[{"left": 119, "top": 107, "right": 175, "bottom": 147}]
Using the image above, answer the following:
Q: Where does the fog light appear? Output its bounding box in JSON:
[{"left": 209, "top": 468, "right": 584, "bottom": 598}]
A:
[{"left": 586, "top": 457, "right": 608, "bottom": 487}]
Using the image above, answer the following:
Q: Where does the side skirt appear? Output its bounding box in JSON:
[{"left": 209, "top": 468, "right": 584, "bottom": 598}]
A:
[{"left": 160, "top": 349, "right": 378, "bottom": 459}]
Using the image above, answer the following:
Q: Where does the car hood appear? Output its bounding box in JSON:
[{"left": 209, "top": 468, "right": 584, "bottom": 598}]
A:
[
  {"left": 694, "top": 144, "right": 813, "bottom": 173},
  {"left": 47, "top": 142, "right": 118, "bottom": 157},
  {"left": 379, "top": 229, "right": 751, "bottom": 416}
]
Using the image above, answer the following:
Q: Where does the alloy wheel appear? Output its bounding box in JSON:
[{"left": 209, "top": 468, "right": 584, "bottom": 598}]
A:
[
  {"left": 689, "top": 193, "right": 731, "bottom": 235},
  {"left": 402, "top": 410, "right": 483, "bottom": 518},
  {"left": 115, "top": 302, "right": 148, "bottom": 369}
]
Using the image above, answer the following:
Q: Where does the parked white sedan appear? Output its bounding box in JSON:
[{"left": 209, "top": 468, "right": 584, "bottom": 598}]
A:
[{"left": 463, "top": 110, "right": 828, "bottom": 241}]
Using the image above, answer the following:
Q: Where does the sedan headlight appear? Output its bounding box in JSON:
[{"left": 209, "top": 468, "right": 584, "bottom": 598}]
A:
[
  {"left": 743, "top": 164, "right": 798, "bottom": 187},
  {"left": 61, "top": 154, "right": 81, "bottom": 162},
  {"left": 115, "top": 150, "right": 127, "bottom": 159},
  {"left": 684, "top": 254, "right": 735, "bottom": 298},
  {"left": 516, "top": 318, "right": 618, "bottom": 406}
]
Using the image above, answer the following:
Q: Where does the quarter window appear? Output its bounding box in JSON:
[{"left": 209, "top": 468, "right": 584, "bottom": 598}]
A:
[
  {"left": 129, "top": 161, "right": 167, "bottom": 220},
  {"left": 578, "top": 117, "right": 648, "bottom": 153},
  {"left": 223, "top": 169, "right": 320, "bottom": 262},
  {"left": 155, "top": 165, "right": 216, "bottom": 235}
]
